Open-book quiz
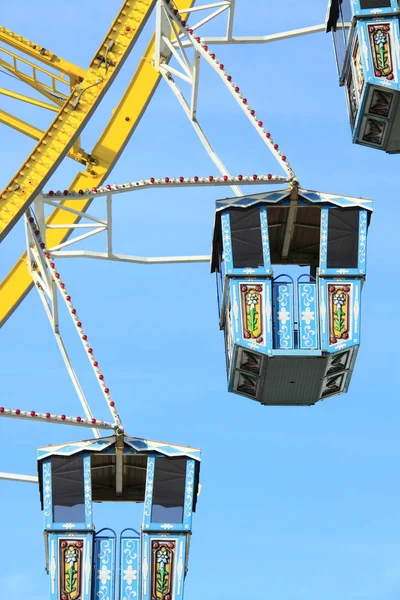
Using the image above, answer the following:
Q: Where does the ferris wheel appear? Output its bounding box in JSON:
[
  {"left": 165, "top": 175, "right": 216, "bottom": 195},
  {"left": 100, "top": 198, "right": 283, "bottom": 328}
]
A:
[{"left": 0, "top": 1, "right": 396, "bottom": 599}]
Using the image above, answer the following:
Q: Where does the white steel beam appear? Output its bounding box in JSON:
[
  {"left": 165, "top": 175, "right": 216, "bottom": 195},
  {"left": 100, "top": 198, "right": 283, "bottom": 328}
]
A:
[
  {"left": 156, "top": 0, "right": 296, "bottom": 180},
  {"left": 0, "top": 472, "right": 38, "bottom": 484},
  {"left": 0, "top": 406, "right": 114, "bottom": 430},
  {"left": 26, "top": 212, "right": 124, "bottom": 432},
  {"left": 180, "top": 24, "right": 327, "bottom": 45},
  {"left": 40, "top": 173, "right": 288, "bottom": 200},
  {"left": 33, "top": 173, "right": 287, "bottom": 260},
  {"left": 51, "top": 251, "right": 210, "bottom": 263}
]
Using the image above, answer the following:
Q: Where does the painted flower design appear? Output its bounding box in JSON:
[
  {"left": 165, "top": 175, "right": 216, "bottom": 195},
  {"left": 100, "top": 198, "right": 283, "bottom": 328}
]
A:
[
  {"left": 301, "top": 307, "right": 315, "bottom": 325},
  {"left": 333, "top": 291, "right": 345, "bottom": 307},
  {"left": 246, "top": 291, "right": 258, "bottom": 307},
  {"left": 65, "top": 548, "right": 78, "bottom": 566},
  {"left": 157, "top": 549, "right": 169, "bottom": 565},
  {"left": 123, "top": 565, "right": 137, "bottom": 585},
  {"left": 98, "top": 564, "right": 111, "bottom": 585},
  {"left": 375, "top": 32, "right": 386, "bottom": 46},
  {"left": 277, "top": 306, "right": 290, "bottom": 325}
]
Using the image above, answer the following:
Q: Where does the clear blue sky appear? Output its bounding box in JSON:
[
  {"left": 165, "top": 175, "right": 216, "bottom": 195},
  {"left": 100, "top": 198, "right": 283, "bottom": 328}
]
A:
[{"left": 1, "top": 1, "right": 400, "bottom": 599}]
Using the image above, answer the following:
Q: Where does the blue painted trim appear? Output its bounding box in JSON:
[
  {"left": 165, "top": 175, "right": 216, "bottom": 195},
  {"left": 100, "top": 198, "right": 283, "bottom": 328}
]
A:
[
  {"left": 38, "top": 436, "right": 201, "bottom": 462},
  {"left": 298, "top": 281, "right": 319, "bottom": 349},
  {"left": 215, "top": 189, "right": 373, "bottom": 212},
  {"left": 352, "top": 0, "right": 399, "bottom": 17},
  {"left": 319, "top": 208, "right": 328, "bottom": 272},
  {"left": 119, "top": 530, "right": 140, "bottom": 600},
  {"left": 272, "top": 278, "right": 295, "bottom": 350},
  {"left": 42, "top": 460, "right": 52, "bottom": 530},
  {"left": 141, "top": 534, "right": 189, "bottom": 600},
  {"left": 43, "top": 453, "right": 93, "bottom": 532},
  {"left": 272, "top": 349, "right": 323, "bottom": 357},
  {"left": 260, "top": 205, "right": 272, "bottom": 274},
  {"left": 221, "top": 211, "right": 233, "bottom": 273},
  {"left": 222, "top": 207, "right": 272, "bottom": 276},
  {"left": 183, "top": 459, "right": 195, "bottom": 531},
  {"left": 83, "top": 454, "right": 93, "bottom": 529},
  {"left": 320, "top": 207, "right": 368, "bottom": 276},
  {"left": 93, "top": 529, "right": 117, "bottom": 600},
  {"left": 46, "top": 532, "right": 93, "bottom": 600},
  {"left": 142, "top": 455, "right": 155, "bottom": 530}
]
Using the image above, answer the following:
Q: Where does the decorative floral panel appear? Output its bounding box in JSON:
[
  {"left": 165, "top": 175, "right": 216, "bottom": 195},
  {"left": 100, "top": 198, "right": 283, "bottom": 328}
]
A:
[
  {"left": 93, "top": 534, "right": 116, "bottom": 600},
  {"left": 369, "top": 24, "right": 394, "bottom": 80},
  {"left": 272, "top": 282, "right": 294, "bottom": 350},
  {"left": 151, "top": 541, "right": 175, "bottom": 600},
  {"left": 361, "top": 117, "right": 386, "bottom": 146},
  {"left": 59, "top": 539, "right": 84, "bottom": 600},
  {"left": 120, "top": 536, "right": 140, "bottom": 600},
  {"left": 298, "top": 283, "right": 319, "bottom": 350},
  {"left": 240, "top": 284, "right": 264, "bottom": 344},
  {"left": 329, "top": 285, "right": 351, "bottom": 344},
  {"left": 352, "top": 38, "right": 365, "bottom": 98}
]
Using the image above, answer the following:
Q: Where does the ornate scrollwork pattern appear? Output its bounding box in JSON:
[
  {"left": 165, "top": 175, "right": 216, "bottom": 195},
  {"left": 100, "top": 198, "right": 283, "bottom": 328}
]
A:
[
  {"left": 274, "top": 284, "right": 293, "bottom": 349},
  {"left": 43, "top": 461, "right": 52, "bottom": 518},
  {"left": 358, "top": 211, "right": 367, "bottom": 266},
  {"left": 299, "top": 283, "right": 318, "bottom": 349},
  {"left": 84, "top": 458, "right": 92, "bottom": 518},
  {"left": 144, "top": 459, "right": 155, "bottom": 518},
  {"left": 95, "top": 537, "right": 114, "bottom": 600},
  {"left": 184, "top": 461, "right": 195, "bottom": 519},
  {"left": 260, "top": 209, "right": 270, "bottom": 266},
  {"left": 221, "top": 213, "right": 232, "bottom": 265},
  {"left": 320, "top": 211, "right": 328, "bottom": 268},
  {"left": 121, "top": 538, "right": 139, "bottom": 600}
]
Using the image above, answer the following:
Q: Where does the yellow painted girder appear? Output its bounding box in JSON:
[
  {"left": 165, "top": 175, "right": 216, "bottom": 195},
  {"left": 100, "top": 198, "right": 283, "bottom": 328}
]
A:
[
  {"left": 0, "top": 108, "right": 90, "bottom": 164},
  {"left": 0, "top": 25, "right": 86, "bottom": 82},
  {"left": 0, "top": 108, "right": 43, "bottom": 140},
  {"left": 0, "top": 54, "right": 66, "bottom": 106},
  {"left": 0, "top": 0, "right": 156, "bottom": 243},
  {"left": 0, "top": 0, "right": 195, "bottom": 327},
  {"left": 0, "top": 88, "right": 59, "bottom": 111}
]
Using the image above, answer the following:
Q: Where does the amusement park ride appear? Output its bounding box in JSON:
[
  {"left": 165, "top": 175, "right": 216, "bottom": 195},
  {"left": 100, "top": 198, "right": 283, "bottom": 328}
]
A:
[{"left": 0, "top": 0, "right": 397, "bottom": 598}]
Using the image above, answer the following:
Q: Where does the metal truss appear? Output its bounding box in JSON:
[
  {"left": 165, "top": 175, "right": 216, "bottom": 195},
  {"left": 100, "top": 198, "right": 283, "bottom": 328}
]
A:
[
  {"left": 174, "top": 2, "right": 326, "bottom": 46},
  {"left": 25, "top": 211, "right": 124, "bottom": 439},
  {"left": 0, "top": 0, "right": 196, "bottom": 328},
  {"left": 0, "top": 1, "right": 328, "bottom": 485},
  {"left": 153, "top": 0, "right": 326, "bottom": 189},
  {"left": 0, "top": 0, "right": 158, "bottom": 243},
  {"left": 34, "top": 172, "right": 287, "bottom": 260}
]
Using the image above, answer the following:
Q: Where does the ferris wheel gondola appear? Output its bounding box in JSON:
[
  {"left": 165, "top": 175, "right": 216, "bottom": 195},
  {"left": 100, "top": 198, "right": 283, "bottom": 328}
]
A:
[{"left": 327, "top": 0, "right": 400, "bottom": 152}]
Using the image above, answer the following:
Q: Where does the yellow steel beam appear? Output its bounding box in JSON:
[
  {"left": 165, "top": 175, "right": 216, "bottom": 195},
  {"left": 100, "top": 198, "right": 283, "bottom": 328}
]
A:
[
  {"left": 0, "top": 26, "right": 86, "bottom": 82},
  {"left": 0, "top": 88, "right": 59, "bottom": 111},
  {"left": 0, "top": 0, "right": 195, "bottom": 327},
  {"left": 0, "top": 54, "right": 66, "bottom": 106},
  {"left": 0, "top": 108, "right": 43, "bottom": 140},
  {"left": 0, "top": 0, "right": 157, "bottom": 243},
  {"left": 0, "top": 108, "right": 90, "bottom": 164}
]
